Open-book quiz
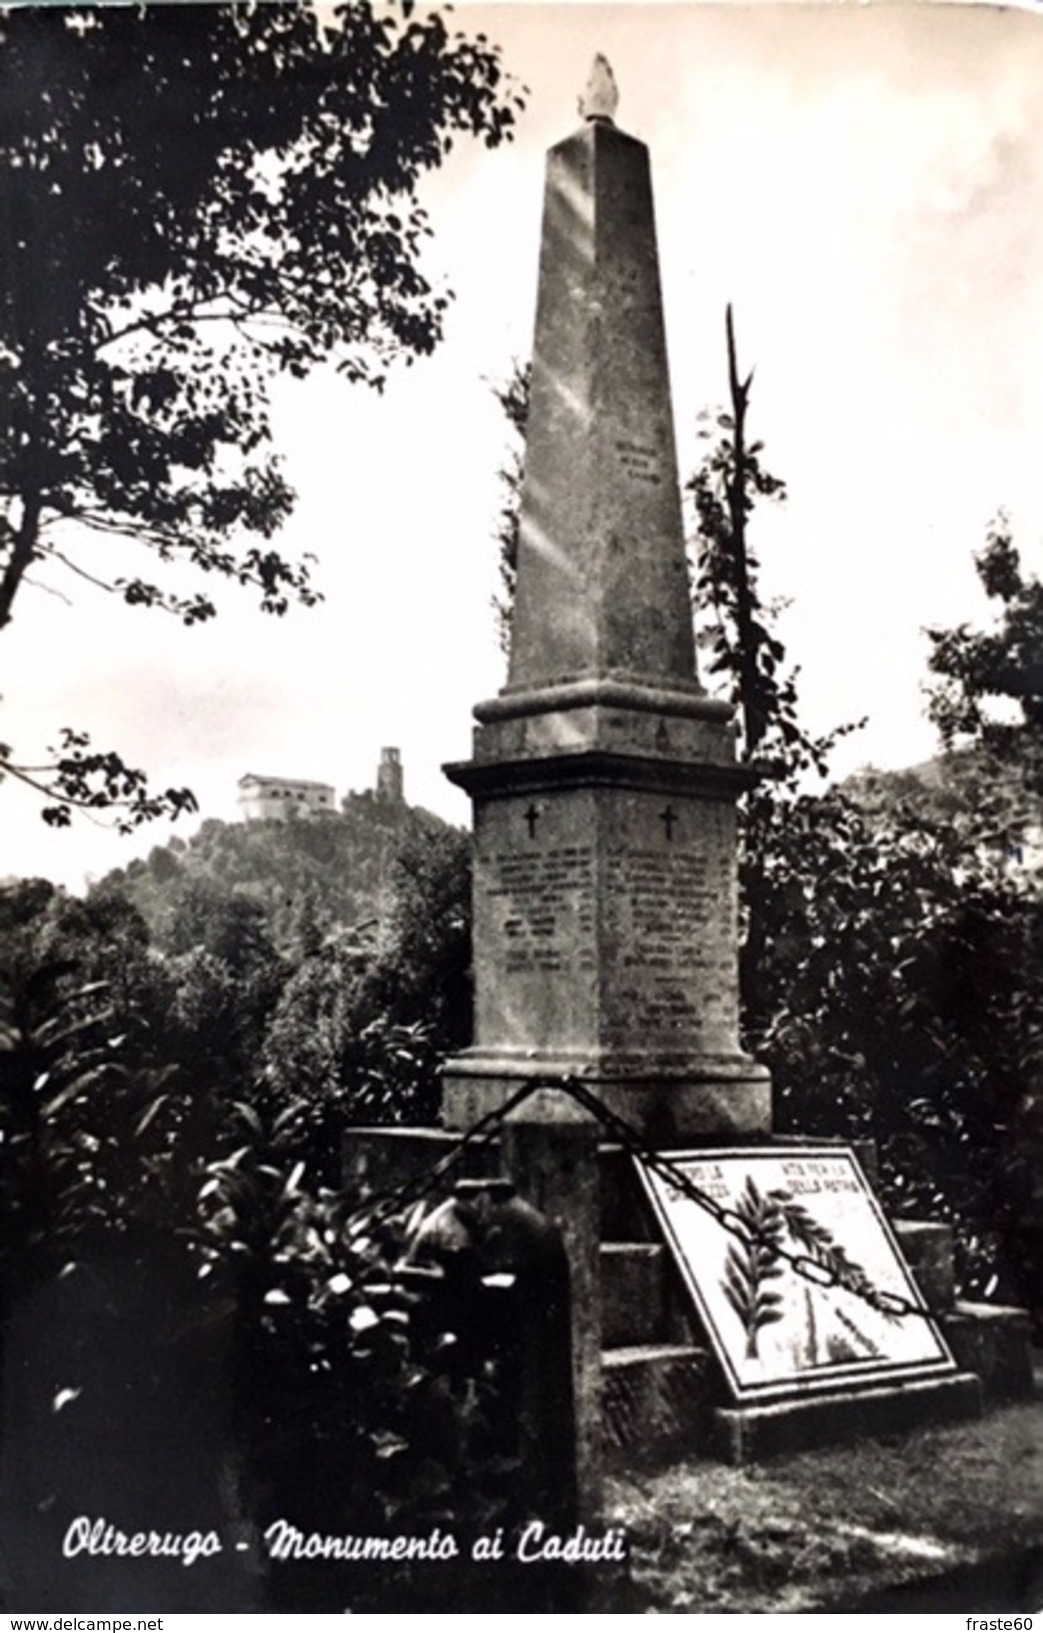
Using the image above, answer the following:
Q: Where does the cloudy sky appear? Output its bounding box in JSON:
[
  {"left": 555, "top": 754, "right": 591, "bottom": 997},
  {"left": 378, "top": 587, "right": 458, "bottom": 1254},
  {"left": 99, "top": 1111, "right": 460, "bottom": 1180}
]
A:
[{"left": 3, "top": 1, "right": 1042, "bottom": 890}]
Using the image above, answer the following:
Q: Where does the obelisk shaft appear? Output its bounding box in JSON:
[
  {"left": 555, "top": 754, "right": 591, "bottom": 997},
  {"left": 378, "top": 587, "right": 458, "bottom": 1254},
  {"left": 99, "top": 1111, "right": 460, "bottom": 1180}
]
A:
[{"left": 507, "top": 120, "right": 699, "bottom": 697}]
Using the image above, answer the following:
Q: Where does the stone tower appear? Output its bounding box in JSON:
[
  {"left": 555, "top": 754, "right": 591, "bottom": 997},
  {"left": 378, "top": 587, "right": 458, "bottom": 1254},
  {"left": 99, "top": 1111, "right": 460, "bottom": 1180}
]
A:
[
  {"left": 442, "top": 71, "right": 770, "bottom": 1140},
  {"left": 375, "top": 746, "right": 404, "bottom": 805}
]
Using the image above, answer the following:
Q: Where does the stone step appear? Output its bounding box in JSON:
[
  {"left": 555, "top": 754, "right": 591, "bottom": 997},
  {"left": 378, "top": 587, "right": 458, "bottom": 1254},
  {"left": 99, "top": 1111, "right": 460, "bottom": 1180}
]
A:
[
  {"left": 941, "top": 1300, "right": 1035, "bottom": 1402},
  {"left": 599, "top": 1143, "right": 656, "bottom": 1242},
  {"left": 601, "top": 1243, "right": 667, "bottom": 1347},
  {"left": 601, "top": 1342, "right": 715, "bottom": 1462},
  {"left": 600, "top": 1241, "right": 699, "bottom": 1347},
  {"left": 893, "top": 1219, "right": 956, "bottom": 1309}
]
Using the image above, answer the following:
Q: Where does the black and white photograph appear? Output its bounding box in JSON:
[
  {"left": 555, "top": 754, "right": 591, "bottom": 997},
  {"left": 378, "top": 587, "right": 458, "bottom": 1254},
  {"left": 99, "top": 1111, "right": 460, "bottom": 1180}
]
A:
[{"left": 1, "top": 0, "right": 1041, "bottom": 1614}]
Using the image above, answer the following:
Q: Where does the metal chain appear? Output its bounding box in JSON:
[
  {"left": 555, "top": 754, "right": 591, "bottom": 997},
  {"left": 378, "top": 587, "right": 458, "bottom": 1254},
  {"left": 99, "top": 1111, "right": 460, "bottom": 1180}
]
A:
[
  {"left": 348, "top": 1075, "right": 933, "bottom": 1324},
  {"left": 559, "top": 1079, "right": 932, "bottom": 1322},
  {"left": 343, "top": 1080, "right": 537, "bottom": 1233}
]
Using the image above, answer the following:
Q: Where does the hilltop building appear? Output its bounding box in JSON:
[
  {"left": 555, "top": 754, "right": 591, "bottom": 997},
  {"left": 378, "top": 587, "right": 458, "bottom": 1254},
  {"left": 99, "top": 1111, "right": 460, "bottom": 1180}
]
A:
[
  {"left": 238, "top": 749, "right": 406, "bottom": 822},
  {"left": 237, "top": 774, "right": 336, "bottom": 821}
]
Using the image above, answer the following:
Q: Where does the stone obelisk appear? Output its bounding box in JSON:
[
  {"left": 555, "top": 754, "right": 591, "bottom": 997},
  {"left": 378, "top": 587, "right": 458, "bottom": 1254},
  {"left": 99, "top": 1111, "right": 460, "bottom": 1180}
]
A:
[{"left": 443, "top": 62, "right": 771, "bottom": 1140}]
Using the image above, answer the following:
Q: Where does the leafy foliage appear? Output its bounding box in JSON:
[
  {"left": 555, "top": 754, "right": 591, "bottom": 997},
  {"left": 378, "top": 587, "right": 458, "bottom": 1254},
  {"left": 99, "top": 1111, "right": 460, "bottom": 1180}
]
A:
[
  {"left": 686, "top": 311, "right": 865, "bottom": 1044},
  {"left": 926, "top": 515, "right": 1043, "bottom": 787},
  {"left": 1, "top": 779, "right": 473, "bottom": 1287},
  {"left": 367, "top": 819, "right": 473, "bottom": 1055},
  {"left": 194, "top": 1127, "right": 530, "bottom": 1608},
  {"left": 0, "top": 881, "right": 195, "bottom": 1295},
  {"left": 923, "top": 515, "right": 1043, "bottom": 885},
  {"left": 0, "top": 793, "right": 482, "bottom": 1594},
  {"left": 489, "top": 360, "right": 529, "bottom": 652},
  {"left": 261, "top": 954, "right": 441, "bottom": 1142},
  {"left": 93, "top": 801, "right": 472, "bottom": 1131},
  {"left": 754, "top": 769, "right": 1039, "bottom": 1301},
  {"left": 1, "top": 2, "right": 524, "bottom": 823}
]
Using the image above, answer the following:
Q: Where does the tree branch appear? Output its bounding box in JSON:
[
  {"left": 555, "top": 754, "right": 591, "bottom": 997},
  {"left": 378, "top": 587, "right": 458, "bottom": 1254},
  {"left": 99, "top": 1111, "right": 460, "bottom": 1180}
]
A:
[
  {"left": 47, "top": 504, "right": 185, "bottom": 556},
  {"left": 22, "top": 575, "right": 73, "bottom": 606},
  {"left": 725, "top": 303, "right": 764, "bottom": 759},
  {"left": 93, "top": 289, "right": 293, "bottom": 357},
  {"left": 0, "top": 741, "right": 198, "bottom": 833},
  {"left": 35, "top": 542, "right": 119, "bottom": 597}
]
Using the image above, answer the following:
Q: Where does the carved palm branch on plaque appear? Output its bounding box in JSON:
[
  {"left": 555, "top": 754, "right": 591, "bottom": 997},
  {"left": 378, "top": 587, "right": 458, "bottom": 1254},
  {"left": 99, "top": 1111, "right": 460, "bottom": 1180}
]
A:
[
  {"left": 767, "top": 1189, "right": 901, "bottom": 1324},
  {"left": 721, "top": 1177, "right": 786, "bottom": 1360}
]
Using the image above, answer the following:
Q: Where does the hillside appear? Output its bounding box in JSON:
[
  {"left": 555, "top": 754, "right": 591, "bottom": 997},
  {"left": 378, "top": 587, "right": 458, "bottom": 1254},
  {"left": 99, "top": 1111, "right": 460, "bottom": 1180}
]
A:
[
  {"left": 841, "top": 748, "right": 1041, "bottom": 869},
  {"left": 92, "top": 792, "right": 463, "bottom": 950}
]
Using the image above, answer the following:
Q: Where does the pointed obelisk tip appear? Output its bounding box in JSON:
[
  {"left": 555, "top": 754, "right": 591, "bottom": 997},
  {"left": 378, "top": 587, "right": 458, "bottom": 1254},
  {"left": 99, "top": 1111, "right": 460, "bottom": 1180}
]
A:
[{"left": 578, "top": 54, "right": 618, "bottom": 124}]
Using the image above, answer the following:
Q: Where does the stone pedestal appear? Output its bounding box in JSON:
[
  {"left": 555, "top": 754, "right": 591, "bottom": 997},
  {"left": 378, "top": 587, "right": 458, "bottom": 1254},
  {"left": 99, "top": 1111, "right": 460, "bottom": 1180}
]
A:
[{"left": 443, "top": 732, "right": 770, "bottom": 1139}]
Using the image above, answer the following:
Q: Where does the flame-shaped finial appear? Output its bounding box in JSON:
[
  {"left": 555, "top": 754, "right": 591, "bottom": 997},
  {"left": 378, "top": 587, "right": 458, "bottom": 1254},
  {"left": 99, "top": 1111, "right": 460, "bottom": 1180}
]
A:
[{"left": 578, "top": 55, "right": 618, "bottom": 124}]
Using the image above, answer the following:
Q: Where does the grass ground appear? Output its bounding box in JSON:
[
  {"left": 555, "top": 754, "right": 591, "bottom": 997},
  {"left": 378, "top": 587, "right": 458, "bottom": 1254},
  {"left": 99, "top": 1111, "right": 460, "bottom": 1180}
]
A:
[{"left": 606, "top": 1394, "right": 1043, "bottom": 1612}]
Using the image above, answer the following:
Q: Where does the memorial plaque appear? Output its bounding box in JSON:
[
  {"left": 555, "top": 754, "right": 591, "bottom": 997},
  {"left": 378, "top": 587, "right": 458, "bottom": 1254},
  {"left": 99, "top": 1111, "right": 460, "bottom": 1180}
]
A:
[{"left": 636, "top": 1146, "right": 956, "bottom": 1401}]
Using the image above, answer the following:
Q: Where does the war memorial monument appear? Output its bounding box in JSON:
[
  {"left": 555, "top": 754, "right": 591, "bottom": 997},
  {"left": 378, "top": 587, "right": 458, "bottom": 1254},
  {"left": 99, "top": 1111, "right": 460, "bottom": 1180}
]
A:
[{"left": 352, "top": 61, "right": 1031, "bottom": 1503}]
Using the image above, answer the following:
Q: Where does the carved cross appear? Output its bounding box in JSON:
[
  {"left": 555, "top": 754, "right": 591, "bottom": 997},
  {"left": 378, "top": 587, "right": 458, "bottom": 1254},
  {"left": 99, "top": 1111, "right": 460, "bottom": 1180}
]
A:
[
  {"left": 524, "top": 803, "right": 540, "bottom": 839},
  {"left": 660, "top": 805, "right": 678, "bottom": 842}
]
